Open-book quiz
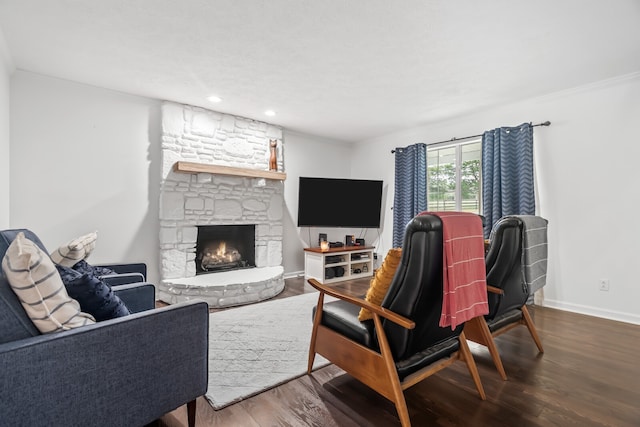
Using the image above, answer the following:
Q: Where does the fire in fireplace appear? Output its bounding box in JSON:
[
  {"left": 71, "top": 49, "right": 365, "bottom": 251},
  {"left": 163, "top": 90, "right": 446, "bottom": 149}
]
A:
[{"left": 196, "top": 225, "right": 256, "bottom": 274}]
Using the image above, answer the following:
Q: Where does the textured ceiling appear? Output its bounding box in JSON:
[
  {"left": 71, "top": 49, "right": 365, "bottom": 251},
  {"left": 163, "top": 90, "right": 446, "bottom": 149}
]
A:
[{"left": 1, "top": 0, "right": 639, "bottom": 142}]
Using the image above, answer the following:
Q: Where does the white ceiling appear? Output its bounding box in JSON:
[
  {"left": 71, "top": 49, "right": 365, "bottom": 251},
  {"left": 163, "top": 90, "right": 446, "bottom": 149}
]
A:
[{"left": 1, "top": 0, "right": 639, "bottom": 142}]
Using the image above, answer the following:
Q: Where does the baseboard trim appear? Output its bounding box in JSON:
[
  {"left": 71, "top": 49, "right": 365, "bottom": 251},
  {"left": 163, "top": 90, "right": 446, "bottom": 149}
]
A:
[
  {"left": 284, "top": 270, "right": 304, "bottom": 280},
  {"left": 542, "top": 299, "right": 640, "bottom": 325}
]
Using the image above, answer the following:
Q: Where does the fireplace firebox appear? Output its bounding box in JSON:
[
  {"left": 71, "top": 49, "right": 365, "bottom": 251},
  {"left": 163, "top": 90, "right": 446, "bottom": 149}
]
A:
[{"left": 196, "top": 225, "right": 256, "bottom": 274}]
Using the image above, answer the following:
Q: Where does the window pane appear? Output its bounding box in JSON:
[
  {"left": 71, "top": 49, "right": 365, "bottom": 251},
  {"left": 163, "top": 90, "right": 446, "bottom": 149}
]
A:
[
  {"left": 427, "top": 146, "right": 457, "bottom": 211},
  {"left": 426, "top": 140, "right": 481, "bottom": 214},
  {"left": 460, "top": 142, "right": 481, "bottom": 213}
]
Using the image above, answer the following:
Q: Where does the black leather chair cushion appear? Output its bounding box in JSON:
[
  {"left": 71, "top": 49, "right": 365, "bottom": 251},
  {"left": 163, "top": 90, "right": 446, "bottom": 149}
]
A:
[
  {"left": 395, "top": 336, "right": 460, "bottom": 381},
  {"left": 382, "top": 215, "right": 462, "bottom": 361},
  {"left": 314, "top": 299, "right": 376, "bottom": 349},
  {"left": 485, "top": 217, "right": 528, "bottom": 319},
  {"left": 486, "top": 308, "right": 523, "bottom": 333}
]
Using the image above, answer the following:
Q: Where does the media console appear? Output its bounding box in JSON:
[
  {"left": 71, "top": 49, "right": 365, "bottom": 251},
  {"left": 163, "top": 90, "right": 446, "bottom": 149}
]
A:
[{"left": 304, "top": 245, "right": 375, "bottom": 284}]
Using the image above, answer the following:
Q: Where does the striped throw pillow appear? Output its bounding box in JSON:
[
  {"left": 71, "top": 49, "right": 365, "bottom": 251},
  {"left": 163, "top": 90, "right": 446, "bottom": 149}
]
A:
[
  {"left": 50, "top": 231, "right": 98, "bottom": 267},
  {"left": 2, "top": 232, "right": 96, "bottom": 333}
]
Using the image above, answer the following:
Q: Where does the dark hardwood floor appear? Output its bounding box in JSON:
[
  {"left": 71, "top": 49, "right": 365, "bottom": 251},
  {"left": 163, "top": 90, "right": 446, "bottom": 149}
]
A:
[{"left": 157, "top": 276, "right": 640, "bottom": 427}]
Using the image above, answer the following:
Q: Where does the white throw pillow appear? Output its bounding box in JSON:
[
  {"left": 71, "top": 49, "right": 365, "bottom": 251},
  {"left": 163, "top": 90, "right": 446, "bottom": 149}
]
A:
[
  {"left": 50, "top": 231, "right": 98, "bottom": 267},
  {"left": 2, "top": 232, "right": 95, "bottom": 333}
]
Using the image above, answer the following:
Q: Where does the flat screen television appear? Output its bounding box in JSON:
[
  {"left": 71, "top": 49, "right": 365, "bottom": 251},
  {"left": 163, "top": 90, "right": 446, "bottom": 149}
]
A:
[{"left": 297, "top": 177, "right": 383, "bottom": 228}]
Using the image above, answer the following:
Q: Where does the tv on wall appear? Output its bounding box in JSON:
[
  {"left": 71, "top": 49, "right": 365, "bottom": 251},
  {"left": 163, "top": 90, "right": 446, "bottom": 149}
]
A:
[{"left": 297, "top": 177, "right": 383, "bottom": 228}]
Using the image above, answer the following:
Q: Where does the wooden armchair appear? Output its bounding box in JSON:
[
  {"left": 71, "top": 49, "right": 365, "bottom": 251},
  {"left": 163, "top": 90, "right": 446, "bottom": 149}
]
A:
[
  {"left": 464, "top": 216, "right": 544, "bottom": 380},
  {"left": 307, "top": 214, "right": 485, "bottom": 427}
]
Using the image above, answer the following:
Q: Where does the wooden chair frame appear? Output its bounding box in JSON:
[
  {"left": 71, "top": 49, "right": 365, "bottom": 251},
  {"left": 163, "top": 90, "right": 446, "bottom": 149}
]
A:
[
  {"left": 307, "top": 278, "right": 486, "bottom": 427},
  {"left": 464, "top": 285, "right": 544, "bottom": 380}
]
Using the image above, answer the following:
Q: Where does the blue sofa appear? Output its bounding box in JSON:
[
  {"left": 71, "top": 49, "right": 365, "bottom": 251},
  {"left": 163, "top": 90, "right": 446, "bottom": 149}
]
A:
[{"left": 0, "top": 229, "right": 209, "bottom": 427}]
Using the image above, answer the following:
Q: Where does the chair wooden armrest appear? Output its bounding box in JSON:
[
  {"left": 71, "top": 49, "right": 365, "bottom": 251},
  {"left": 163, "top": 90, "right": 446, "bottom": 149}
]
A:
[
  {"left": 307, "top": 278, "right": 415, "bottom": 330},
  {"left": 487, "top": 285, "right": 504, "bottom": 295}
]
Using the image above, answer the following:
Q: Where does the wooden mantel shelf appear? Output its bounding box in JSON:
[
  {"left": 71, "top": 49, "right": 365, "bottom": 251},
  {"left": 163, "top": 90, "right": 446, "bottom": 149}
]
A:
[{"left": 173, "top": 161, "right": 287, "bottom": 181}]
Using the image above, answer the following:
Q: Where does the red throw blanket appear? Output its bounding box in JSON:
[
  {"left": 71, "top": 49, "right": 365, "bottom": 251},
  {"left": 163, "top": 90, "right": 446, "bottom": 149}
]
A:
[{"left": 420, "top": 211, "right": 489, "bottom": 330}]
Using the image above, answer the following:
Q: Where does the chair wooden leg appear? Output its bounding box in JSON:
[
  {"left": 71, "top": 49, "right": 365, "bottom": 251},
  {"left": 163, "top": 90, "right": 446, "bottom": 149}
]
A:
[
  {"left": 464, "top": 317, "right": 507, "bottom": 380},
  {"left": 308, "top": 292, "right": 325, "bottom": 373},
  {"left": 522, "top": 306, "right": 544, "bottom": 353},
  {"left": 458, "top": 332, "right": 486, "bottom": 400},
  {"left": 187, "top": 399, "right": 196, "bottom": 427},
  {"left": 394, "top": 400, "right": 412, "bottom": 427},
  {"left": 373, "top": 315, "right": 411, "bottom": 427}
]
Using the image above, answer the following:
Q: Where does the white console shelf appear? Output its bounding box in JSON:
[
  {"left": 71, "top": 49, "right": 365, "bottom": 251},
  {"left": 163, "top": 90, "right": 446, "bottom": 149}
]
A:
[{"left": 304, "top": 246, "right": 375, "bottom": 284}]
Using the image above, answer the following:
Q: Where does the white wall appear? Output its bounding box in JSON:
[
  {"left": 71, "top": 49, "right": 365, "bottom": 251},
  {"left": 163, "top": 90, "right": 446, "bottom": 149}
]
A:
[
  {"left": 10, "top": 71, "right": 162, "bottom": 284},
  {"left": 353, "top": 72, "right": 640, "bottom": 324},
  {"left": 0, "top": 28, "right": 13, "bottom": 228},
  {"left": 281, "top": 130, "right": 356, "bottom": 275}
]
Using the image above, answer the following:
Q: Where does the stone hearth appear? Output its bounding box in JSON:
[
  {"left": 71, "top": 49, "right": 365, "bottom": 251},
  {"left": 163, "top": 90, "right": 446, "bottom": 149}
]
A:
[
  {"left": 159, "top": 102, "right": 285, "bottom": 307},
  {"left": 159, "top": 266, "right": 284, "bottom": 307}
]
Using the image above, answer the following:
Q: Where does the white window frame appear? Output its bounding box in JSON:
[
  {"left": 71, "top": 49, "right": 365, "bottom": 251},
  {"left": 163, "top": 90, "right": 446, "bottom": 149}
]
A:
[{"left": 426, "top": 138, "right": 482, "bottom": 213}]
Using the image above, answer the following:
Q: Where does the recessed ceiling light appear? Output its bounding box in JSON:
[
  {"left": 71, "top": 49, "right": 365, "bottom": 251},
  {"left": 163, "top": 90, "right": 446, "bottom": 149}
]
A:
[
  {"left": 207, "top": 95, "right": 222, "bottom": 103},
  {"left": 264, "top": 110, "right": 276, "bottom": 117}
]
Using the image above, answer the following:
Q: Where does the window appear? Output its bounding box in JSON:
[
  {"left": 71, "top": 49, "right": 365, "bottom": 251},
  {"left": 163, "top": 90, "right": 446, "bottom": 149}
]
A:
[{"left": 427, "top": 139, "right": 481, "bottom": 214}]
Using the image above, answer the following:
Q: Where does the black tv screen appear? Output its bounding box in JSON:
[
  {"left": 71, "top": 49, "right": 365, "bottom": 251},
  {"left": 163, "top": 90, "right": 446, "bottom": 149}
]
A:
[{"left": 297, "top": 177, "right": 383, "bottom": 228}]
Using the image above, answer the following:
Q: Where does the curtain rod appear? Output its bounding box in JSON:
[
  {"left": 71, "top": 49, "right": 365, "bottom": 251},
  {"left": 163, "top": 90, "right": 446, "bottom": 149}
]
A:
[{"left": 390, "top": 121, "right": 551, "bottom": 153}]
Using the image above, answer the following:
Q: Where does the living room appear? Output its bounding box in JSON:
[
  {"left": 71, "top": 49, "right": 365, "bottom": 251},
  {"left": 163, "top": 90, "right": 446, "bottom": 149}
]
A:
[{"left": 1, "top": 1, "right": 639, "bottom": 426}]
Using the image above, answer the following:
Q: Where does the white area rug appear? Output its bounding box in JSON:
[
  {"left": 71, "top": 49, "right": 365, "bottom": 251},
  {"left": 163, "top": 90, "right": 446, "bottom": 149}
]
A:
[{"left": 205, "top": 292, "right": 333, "bottom": 409}]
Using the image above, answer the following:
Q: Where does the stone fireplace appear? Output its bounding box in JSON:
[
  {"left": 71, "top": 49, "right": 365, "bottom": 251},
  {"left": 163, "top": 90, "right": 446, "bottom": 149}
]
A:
[{"left": 159, "top": 102, "right": 285, "bottom": 307}]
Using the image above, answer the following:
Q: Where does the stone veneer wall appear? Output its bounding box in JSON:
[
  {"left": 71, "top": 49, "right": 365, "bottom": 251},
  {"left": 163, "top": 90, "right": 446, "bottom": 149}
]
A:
[{"left": 159, "top": 101, "right": 284, "bottom": 284}]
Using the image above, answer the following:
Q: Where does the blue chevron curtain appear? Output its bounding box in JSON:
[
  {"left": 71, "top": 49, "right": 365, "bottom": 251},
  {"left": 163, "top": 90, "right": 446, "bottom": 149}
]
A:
[
  {"left": 393, "top": 143, "right": 427, "bottom": 247},
  {"left": 482, "top": 123, "right": 535, "bottom": 237}
]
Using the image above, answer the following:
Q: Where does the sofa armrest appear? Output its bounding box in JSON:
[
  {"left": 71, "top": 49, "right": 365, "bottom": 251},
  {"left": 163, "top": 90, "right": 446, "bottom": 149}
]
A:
[
  {"left": 97, "top": 263, "right": 147, "bottom": 280},
  {"left": 101, "top": 272, "right": 145, "bottom": 286},
  {"left": 0, "top": 301, "right": 209, "bottom": 427},
  {"left": 113, "top": 282, "right": 156, "bottom": 313}
]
